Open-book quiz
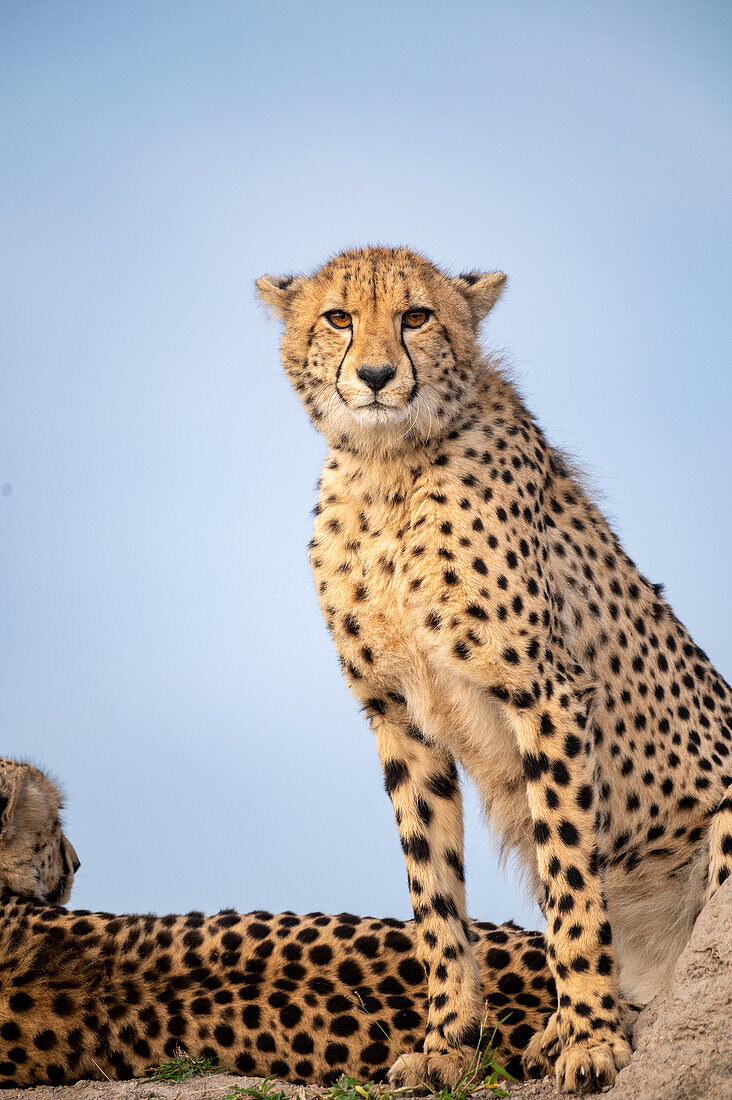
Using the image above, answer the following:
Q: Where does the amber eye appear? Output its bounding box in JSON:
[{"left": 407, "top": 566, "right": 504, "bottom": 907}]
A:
[
  {"left": 325, "top": 310, "right": 352, "bottom": 329},
  {"left": 403, "top": 308, "right": 430, "bottom": 329}
]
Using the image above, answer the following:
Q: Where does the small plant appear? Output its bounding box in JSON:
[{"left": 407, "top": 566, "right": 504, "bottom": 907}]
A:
[
  {"left": 328, "top": 1076, "right": 384, "bottom": 1100},
  {"left": 149, "top": 1048, "right": 229, "bottom": 1082},
  {"left": 224, "top": 1077, "right": 291, "bottom": 1100}
]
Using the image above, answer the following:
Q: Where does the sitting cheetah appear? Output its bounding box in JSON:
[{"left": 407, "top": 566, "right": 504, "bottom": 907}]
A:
[
  {"left": 0, "top": 759, "right": 557, "bottom": 1088},
  {"left": 257, "top": 246, "right": 732, "bottom": 1093}
]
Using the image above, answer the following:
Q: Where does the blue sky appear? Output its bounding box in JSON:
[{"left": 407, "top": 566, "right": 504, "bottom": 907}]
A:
[{"left": 1, "top": 1, "right": 729, "bottom": 927}]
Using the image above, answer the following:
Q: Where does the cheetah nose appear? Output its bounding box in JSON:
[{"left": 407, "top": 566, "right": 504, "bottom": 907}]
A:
[
  {"left": 66, "top": 840, "right": 81, "bottom": 874},
  {"left": 356, "top": 364, "right": 396, "bottom": 392}
]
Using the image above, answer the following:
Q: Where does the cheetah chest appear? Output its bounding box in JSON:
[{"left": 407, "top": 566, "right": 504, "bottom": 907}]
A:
[
  {"left": 311, "top": 484, "right": 534, "bottom": 879},
  {"left": 310, "top": 490, "right": 424, "bottom": 692}
]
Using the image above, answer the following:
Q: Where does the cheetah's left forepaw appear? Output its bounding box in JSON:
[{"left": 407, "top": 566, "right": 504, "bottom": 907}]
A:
[{"left": 555, "top": 1036, "right": 631, "bottom": 1094}]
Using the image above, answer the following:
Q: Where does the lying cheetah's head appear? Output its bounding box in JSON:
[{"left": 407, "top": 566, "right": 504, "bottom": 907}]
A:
[
  {"left": 257, "top": 246, "right": 505, "bottom": 454},
  {"left": 0, "top": 759, "right": 79, "bottom": 905}
]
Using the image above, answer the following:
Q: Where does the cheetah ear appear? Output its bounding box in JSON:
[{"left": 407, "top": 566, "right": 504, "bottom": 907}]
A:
[
  {"left": 451, "top": 271, "right": 507, "bottom": 325},
  {"left": 0, "top": 773, "right": 29, "bottom": 841},
  {"left": 0, "top": 770, "right": 56, "bottom": 843},
  {"left": 255, "top": 274, "right": 307, "bottom": 321}
]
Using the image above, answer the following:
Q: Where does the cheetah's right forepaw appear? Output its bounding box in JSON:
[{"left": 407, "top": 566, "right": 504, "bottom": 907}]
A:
[{"left": 388, "top": 1047, "right": 480, "bottom": 1090}]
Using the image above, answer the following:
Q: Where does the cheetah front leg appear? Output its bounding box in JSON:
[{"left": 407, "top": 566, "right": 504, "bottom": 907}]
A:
[
  {"left": 371, "top": 706, "right": 486, "bottom": 1089},
  {"left": 507, "top": 691, "right": 632, "bottom": 1093}
]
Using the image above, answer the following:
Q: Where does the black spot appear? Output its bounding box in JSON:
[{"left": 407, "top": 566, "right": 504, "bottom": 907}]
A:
[
  {"left": 384, "top": 930, "right": 412, "bottom": 953},
  {"left": 213, "top": 1023, "right": 234, "bottom": 1047},
  {"left": 428, "top": 772, "right": 458, "bottom": 799},
  {"left": 397, "top": 958, "right": 424, "bottom": 985},
  {"left": 511, "top": 1023, "right": 537, "bottom": 1049},
  {"left": 445, "top": 848, "right": 465, "bottom": 881},
  {"left": 577, "top": 786, "right": 593, "bottom": 811},
  {"left": 354, "top": 935, "right": 380, "bottom": 958},
  {"left": 33, "top": 1030, "right": 57, "bottom": 1051},
  {"left": 256, "top": 1031, "right": 276, "bottom": 1053},
  {"left": 383, "top": 760, "right": 409, "bottom": 796},
  {"left": 242, "top": 1005, "right": 260, "bottom": 1029},
  {"left": 521, "top": 949, "right": 546, "bottom": 971},
  {"left": 361, "top": 1041, "right": 390, "bottom": 1065},
  {"left": 566, "top": 866, "right": 585, "bottom": 889},
  {"left": 558, "top": 821, "right": 579, "bottom": 846},
  {"left": 293, "top": 1032, "right": 314, "bottom": 1054},
  {"left": 403, "top": 835, "right": 430, "bottom": 862},
  {"left": 338, "top": 959, "right": 364, "bottom": 986},
  {"left": 331, "top": 1014, "right": 359, "bottom": 1037},
  {"left": 498, "top": 971, "right": 524, "bottom": 995},
  {"left": 523, "top": 753, "right": 549, "bottom": 781},
  {"left": 466, "top": 603, "right": 488, "bottom": 620},
  {"left": 565, "top": 735, "right": 582, "bottom": 757},
  {"left": 324, "top": 1042, "right": 349, "bottom": 1066},
  {"left": 552, "top": 760, "right": 570, "bottom": 786}
]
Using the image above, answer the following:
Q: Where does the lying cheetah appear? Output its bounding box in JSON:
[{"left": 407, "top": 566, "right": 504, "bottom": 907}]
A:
[
  {"left": 257, "top": 246, "right": 732, "bottom": 1093},
  {"left": 0, "top": 759, "right": 556, "bottom": 1088}
]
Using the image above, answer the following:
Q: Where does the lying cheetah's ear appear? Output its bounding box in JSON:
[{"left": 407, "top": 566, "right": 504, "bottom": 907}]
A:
[
  {"left": 256, "top": 274, "right": 307, "bottom": 321},
  {"left": 0, "top": 768, "right": 58, "bottom": 843},
  {"left": 451, "top": 271, "right": 507, "bottom": 325},
  {"left": 0, "top": 772, "right": 29, "bottom": 841}
]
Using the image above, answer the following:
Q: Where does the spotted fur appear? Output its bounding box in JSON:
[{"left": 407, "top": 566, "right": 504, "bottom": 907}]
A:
[
  {"left": 257, "top": 246, "right": 732, "bottom": 1093},
  {"left": 0, "top": 764, "right": 556, "bottom": 1087}
]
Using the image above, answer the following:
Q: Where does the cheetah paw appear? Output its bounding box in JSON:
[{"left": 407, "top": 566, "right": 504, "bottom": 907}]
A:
[
  {"left": 555, "top": 1036, "right": 632, "bottom": 1094},
  {"left": 521, "top": 1011, "right": 562, "bottom": 1079},
  {"left": 388, "top": 1047, "right": 479, "bottom": 1090}
]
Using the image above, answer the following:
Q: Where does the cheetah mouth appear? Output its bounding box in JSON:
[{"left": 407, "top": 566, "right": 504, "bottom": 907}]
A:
[
  {"left": 351, "top": 395, "right": 415, "bottom": 418},
  {"left": 47, "top": 872, "right": 71, "bottom": 906},
  {"left": 351, "top": 401, "right": 411, "bottom": 424}
]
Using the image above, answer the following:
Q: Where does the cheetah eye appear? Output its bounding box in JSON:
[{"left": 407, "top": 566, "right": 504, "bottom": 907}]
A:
[
  {"left": 325, "top": 310, "right": 352, "bottom": 330},
  {"left": 402, "top": 308, "right": 431, "bottom": 329}
]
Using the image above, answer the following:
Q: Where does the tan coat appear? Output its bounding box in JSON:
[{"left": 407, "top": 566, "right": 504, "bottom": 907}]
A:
[{"left": 258, "top": 246, "right": 732, "bottom": 1093}]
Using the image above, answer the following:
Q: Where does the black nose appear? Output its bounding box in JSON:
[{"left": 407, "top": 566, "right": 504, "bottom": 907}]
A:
[
  {"left": 72, "top": 856, "right": 81, "bottom": 873},
  {"left": 356, "top": 364, "right": 396, "bottom": 393}
]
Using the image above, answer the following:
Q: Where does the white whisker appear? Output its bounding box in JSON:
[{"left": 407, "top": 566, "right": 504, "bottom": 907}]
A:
[{"left": 417, "top": 393, "right": 433, "bottom": 443}]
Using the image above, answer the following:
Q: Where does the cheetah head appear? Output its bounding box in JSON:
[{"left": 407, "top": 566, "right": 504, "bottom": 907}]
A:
[
  {"left": 257, "top": 246, "right": 505, "bottom": 454},
  {"left": 0, "top": 759, "right": 79, "bottom": 905}
]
